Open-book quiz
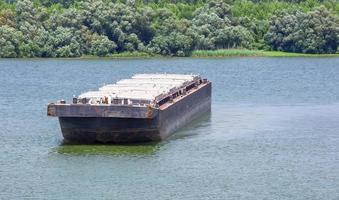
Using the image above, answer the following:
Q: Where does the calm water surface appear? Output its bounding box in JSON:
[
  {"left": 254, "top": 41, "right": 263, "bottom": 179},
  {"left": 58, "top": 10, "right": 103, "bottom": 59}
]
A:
[{"left": 0, "top": 57, "right": 339, "bottom": 199}]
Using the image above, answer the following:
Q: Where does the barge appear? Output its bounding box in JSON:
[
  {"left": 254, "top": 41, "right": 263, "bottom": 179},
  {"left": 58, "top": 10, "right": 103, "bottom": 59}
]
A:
[{"left": 47, "top": 74, "right": 211, "bottom": 143}]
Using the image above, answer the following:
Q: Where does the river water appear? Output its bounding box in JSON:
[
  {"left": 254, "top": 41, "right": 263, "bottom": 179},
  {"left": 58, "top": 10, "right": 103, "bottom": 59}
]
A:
[{"left": 0, "top": 57, "right": 339, "bottom": 199}]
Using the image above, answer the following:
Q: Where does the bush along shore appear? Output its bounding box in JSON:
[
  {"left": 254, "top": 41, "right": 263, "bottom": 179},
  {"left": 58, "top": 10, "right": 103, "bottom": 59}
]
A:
[{"left": 0, "top": 0, "right": 338, "bottom": 58}]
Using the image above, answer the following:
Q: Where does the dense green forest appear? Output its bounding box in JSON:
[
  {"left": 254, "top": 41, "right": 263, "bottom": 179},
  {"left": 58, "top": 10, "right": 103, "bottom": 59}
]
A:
[{"left": 0, "top": 0, "right": 338, "bottom": 57}]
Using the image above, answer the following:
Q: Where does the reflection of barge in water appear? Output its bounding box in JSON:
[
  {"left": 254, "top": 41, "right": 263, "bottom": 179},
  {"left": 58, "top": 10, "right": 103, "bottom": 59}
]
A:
[{"left": 47, "top": 74, "right": 211, "bottom": 143}]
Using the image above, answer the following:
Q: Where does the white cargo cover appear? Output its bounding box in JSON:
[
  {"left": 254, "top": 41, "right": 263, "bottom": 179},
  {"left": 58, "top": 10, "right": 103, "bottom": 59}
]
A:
[{"left": 78, "top": 73, "right": 200, "bottom": 104}]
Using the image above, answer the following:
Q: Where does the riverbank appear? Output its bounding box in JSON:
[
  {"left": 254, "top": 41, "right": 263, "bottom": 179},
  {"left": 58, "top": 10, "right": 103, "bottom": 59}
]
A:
[
  {"left": 191, "top": 49, "right": 339, "bottom": 57},
  {"left": 2, "top": 49, "right": 337, "bottom": 60},
  {"left": 80, "top": 50, "right": 339, "bottom": 59}
]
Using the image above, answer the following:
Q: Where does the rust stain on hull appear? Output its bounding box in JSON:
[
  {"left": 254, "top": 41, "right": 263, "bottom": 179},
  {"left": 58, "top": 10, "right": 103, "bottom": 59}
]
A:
[
  {"left": 47, "top": 104, "right": 56, "bottom": 116},
  {"left": 146, "top": 106, "right": 154, "bottom": 118}
]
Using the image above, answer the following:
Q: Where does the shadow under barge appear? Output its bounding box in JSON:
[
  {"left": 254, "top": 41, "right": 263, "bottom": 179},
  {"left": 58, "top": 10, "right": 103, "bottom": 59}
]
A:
[{"left": 47, "top": 74, "right": 211, "bottom": 143}]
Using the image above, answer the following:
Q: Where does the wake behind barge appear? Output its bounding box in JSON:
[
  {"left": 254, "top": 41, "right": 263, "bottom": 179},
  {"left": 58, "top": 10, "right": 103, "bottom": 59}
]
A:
[{"left": 47, "top": 74, "right": 211, "bottom": 143}]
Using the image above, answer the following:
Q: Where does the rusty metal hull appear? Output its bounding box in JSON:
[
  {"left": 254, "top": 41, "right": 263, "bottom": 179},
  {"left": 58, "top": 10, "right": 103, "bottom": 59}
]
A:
[{"left": 57, "top": 82, "right": 211, "bottom": 143}]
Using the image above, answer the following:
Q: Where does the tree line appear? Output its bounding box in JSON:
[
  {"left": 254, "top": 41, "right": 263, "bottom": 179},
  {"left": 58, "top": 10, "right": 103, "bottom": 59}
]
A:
[{"left": 0, "top": 0, "right": 338, "bottom": 58}]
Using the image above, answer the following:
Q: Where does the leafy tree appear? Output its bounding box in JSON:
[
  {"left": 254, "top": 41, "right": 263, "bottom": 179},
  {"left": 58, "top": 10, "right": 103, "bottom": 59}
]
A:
[
  {"left": 89, "top": 34, "right": 117, "bottom": 56},
  {"left": 48, "top": 8, "right": 84, "bottom": 30},
  {"left": 51, "top": 27, "right": 82, "bottom": 57},
  {"left": 191, "top": 0, "right": 253, "bottom": 50},
  {"left": 265, "top": 6, "right": 339, "bottom": 53},
  {"left": 148, "top": 31, "right": 193, "bottom": 56},
  {"left": 264, "top": 10, "right": 301, "bottom": 52},
  {"left": 19, "top": 28, "right": 54, "bottom": 57},
  {"left": 296, "top": 6, "right": 339, "bottom": 53},
  {"left": 109, "top": 1, "right": 155, "bottom": 51},
  {"left": 0, "top": 25, "right": 23, "bottom": 57},
  {"left": 39, "top": 0, "right": 75, "bottom": 7},
  {"left": 15, "top": 0, "right": 47, "bottom": 30},
  {"left": 215, "top": 25, "right": 254, "bottom": 48},
  {"left": 148, "top": 15, "right": 194, "bottom": 56},
  {"left": 0, "top": 9, "right": 15, "bottom": 26}
]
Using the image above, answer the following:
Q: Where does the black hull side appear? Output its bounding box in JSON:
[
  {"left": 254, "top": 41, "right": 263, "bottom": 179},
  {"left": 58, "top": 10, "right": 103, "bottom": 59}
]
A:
[
  {"left": 59, "top": 117, "right": 161, "bottom": 143},
  {"left": 158, "top": 82, "right": 211, "bottom": 139},
  {"left": 58, "top": 82, "right": 211, "bottom": 143}
]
